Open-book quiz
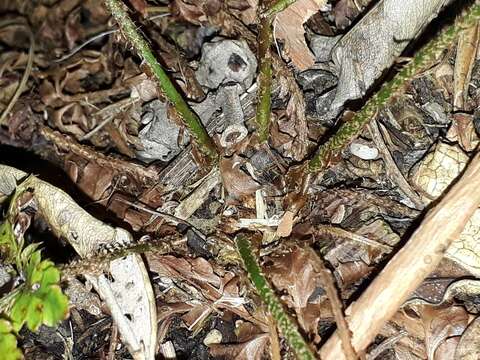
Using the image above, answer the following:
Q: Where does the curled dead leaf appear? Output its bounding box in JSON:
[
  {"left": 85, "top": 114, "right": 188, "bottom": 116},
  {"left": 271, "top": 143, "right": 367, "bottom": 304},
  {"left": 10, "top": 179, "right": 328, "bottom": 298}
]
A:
[
  {"left": 455, "top": 315, "right": 480, "bottom": 360},
  {"left": 220, "top": 155, "right": 261, "bottom": 199},
  {"left": 209, "top": 333, "right": 269, "bottom": 360},
  {"left": 266, "top": 246, "right": 331, "bottom": 339},
  {"left": 275, "top": 0, "right": 328, "bottom": 70}
]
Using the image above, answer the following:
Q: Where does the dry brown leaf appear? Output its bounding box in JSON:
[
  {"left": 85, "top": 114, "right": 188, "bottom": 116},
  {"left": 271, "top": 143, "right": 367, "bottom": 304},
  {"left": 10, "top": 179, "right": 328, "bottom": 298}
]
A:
[
  {"left": 220, "top": 155, "right": 261, "bottom": 199},
  {"left": 276, "top": 0, "right": 327, "bottom": 70},
  {"left": 172, "top": 0, "right": 223, "bottom": 25},
  {"left": 228, "top": 0, "right": 257, "bottom": 24},
  {"left": 455, "top": 315, "right": 480, "bottom": 360},
  {"left": 332, "top": 0, "right": 371, "bottom": 29},
  {"left": 266, "top": 246, "right": 331, "bottom": 339},
  {"left": 415, "top": 305, "right": 469, "bottom": 360},
  {"left": 435, "top": 337, "right": 460, "bottom": 360},
  {"left": 209, "top": 333, "right": 269, "bottom": 360},
  {"left": 276, "top": 210, "right": 294, "bottom": 237},
  {"left": 128, "top": 0, "right": 148, "bottom": 16},
  {"left": 77, "top": 162, "right": 114, "bottom": 201},
  {"left": 146, "top": 254, "right": 223, "bottom": 300}
]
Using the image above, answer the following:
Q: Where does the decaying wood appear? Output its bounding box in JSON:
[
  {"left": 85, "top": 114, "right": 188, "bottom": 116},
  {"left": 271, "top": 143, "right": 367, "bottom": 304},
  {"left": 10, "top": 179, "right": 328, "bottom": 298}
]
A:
[
  {"left": 329, "top": 0, "right": 450, "bottom": 112},
  {"left": 320, "top": 149, "right": 480, "bottom": 359}
]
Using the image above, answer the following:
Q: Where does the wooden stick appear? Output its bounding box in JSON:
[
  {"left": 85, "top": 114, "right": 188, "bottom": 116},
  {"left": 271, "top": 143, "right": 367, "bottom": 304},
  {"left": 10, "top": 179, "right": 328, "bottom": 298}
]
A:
[
  {"left": 320, "top": 150, "right": 480, "bottom": 359},
  {"left": 307, "top": 248, "right": 358, "bottom": 360}
]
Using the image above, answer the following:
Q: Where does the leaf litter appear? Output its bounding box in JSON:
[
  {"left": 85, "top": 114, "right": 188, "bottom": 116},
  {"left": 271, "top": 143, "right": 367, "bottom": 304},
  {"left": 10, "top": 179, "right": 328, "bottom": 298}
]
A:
[{"left": 1, "top": 0, "right": 480, "bottom": 359}]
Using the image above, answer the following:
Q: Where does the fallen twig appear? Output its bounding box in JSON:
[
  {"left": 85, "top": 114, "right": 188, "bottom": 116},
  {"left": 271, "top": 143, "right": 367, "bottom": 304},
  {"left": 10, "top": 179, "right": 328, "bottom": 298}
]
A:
[
  {"left": 0, "top": 29, "right": 33, "bottom": 126},
  {"left": 103, "top": 0, "right": 218, "bottom": 163},
  {"left": 319, "top": 148, "right": 480, "bottom": 359},
  {"left": 307, "top": 248, "right": 358, "bottom": 360},
  {"left": 368, "top": 119, "right": 424, "bottom": 210},
  {"left": 53, "top": 28, "right": 118, "bottom": 63}
]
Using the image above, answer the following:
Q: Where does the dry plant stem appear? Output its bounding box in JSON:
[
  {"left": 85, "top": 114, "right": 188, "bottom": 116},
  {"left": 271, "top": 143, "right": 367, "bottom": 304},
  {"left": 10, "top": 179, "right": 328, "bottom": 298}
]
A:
[
  {"left": 320, "top": 149, "right": 480, "bottom": 360},
  {"left": 40, "top": 126, "right": 158, "bottom": 183},
  {"left": 366, "top": 330, "right": 407, "bottom": 360},
  {"left": 0, "top": 33, "right": 33, "bottom": 125},
  {"left": 235, "top": 236, "right": 316, "bottom": 360},
  {"left": 256, "top": 14, "right": 274, "bottom": 143},
  {"left": 107, "top": 324, "right": 119, "bottom": 360},
  {"left": 263, "top": 0, "right": 298, "bottom": 17},
  {"left": 307, "top": 248, "right": 358, "bottom": 360},
  {"left": 308, "top": 3, "right": 480, "bottom": 174},
  {"left": 103, "top": 0, "right": 217, "bottom": 162},
  {"left": 61, "top": 239, "right": 171, "bottom": 279},
  {"left": 316, "top": 225, "right": 391, "bottom": 251},
  {"left": 368, "top": 120, "right": 424, "bottom": 209}
]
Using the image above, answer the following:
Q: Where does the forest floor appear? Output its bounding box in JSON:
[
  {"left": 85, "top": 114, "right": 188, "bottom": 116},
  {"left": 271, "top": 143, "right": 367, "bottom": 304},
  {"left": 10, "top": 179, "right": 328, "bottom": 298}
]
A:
[{"left": 1, "top": 1, "right": 480, "bottom": 359}]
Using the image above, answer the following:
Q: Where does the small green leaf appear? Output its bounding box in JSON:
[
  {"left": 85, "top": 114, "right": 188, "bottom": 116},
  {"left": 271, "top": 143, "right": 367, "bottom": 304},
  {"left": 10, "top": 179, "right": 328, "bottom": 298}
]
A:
[
  {"left": 0, "top": 221, "right": 18, "bottom": 262},
  {"left": 0, "top": 318, "right": 23, "bottom": 360},
  {"left": 10, "top": 250, "right": 69, "bottom": 332}
]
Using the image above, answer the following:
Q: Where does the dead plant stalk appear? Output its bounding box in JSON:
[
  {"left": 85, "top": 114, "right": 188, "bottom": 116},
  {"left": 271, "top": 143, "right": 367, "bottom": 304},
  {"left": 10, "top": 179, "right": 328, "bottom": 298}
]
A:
[{"left": 320, "top": 149, "right": 480, "bottom": 359}]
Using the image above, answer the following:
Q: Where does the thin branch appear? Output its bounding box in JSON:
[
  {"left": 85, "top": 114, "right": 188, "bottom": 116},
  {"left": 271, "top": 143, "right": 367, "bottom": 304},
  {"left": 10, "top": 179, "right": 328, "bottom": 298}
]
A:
[
  {"left": 54, "top": 28, "right": 118, "bottom": 63},
  {"left": 368, "top": 119, "right": 424, "bottom": 210},
  {"left": 320, "top": 147, "right": 480, "bottom": 359},
  {"left": 103, "top": 0, "right": 218, "bottom": 163},
  {"left": 0, "top": 33, "right": 33, "bottom": 126},
  {"left": 307, "top": 247, "right": 358, "bottom": 360},
  {"left": 308, "top": 3, "right": 480, "bottom": 174},
  {"left": 235, "top": 236, "right": 316, "bottom": 360}
]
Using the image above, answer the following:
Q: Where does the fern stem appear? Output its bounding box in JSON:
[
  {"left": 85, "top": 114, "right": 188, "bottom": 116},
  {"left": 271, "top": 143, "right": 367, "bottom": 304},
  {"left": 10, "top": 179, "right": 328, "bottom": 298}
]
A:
[
  {"left": 262, "top": 0, "right": 298, "bottom": 18},
  {"left": 308, "top": 3, "right": 480, "bottom": 173},
  {"left": 256, "top": 13, "right": 274, "bottom": 143},
  {"left": 103, "top": 0, "right": 218, "bottom": 163},
  {"left": 235, "top": 236, "right": 316, "bottom": 360}
]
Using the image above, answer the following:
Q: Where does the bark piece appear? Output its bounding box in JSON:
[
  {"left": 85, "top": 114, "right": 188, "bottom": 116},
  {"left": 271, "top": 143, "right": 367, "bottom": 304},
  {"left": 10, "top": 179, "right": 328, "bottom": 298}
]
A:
[{"left": 321, "top": 0, "right": 450, "bottom": 115}]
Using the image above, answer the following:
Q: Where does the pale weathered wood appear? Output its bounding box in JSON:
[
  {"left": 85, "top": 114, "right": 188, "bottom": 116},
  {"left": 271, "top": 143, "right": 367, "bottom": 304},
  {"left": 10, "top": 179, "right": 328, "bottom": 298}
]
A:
[{"left": 320, "top": 150, "right": 480, "bottom": 359}]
